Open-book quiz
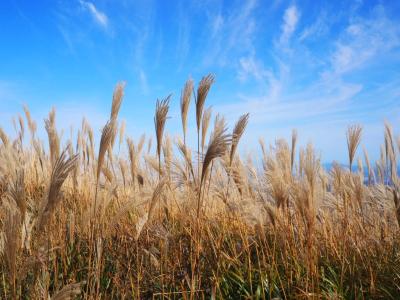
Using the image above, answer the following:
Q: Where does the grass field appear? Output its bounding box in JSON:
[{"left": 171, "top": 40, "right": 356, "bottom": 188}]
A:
[{"left": 1, "top": 75, "right": 400, "bottom": 299}]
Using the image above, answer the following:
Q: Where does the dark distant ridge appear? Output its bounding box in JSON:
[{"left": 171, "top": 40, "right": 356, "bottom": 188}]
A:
[{"left": 322, "top": 163, "right": 400, "bottom": 185}]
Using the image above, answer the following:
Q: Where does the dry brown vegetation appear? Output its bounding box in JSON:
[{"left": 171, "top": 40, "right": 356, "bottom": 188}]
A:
[{"left": 0, "top": 74, "right": 400, "bottom": 299}]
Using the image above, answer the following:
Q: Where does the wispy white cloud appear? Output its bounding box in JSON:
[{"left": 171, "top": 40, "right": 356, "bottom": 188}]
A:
[
  {"left": 79, "top": 0, "right": 108, "bottom": 29},
  {"left": 57, "top": 23, "right": 75, "bottom": 53},
  {"left": 55, "top": 0, "right": 112, "bottom": 53},
  {"left": 233, "top": 4, "right": 400, "bottom": 122},
  {"left": 237, "top": 6, "right": 299, "bottom": 106},
  {"left": 238, "top": 55, "right": 266, "bottom": 82},
  {"left": 330, "top": 6, "right": 400, "bottom": 75},
  {"left": 278, "top": 5, "right": 300, "bottom": 47},
  {"left": 237, "top": 54, "right": 285, "bottom": 103},
  {"left": 128, "top": 2, "right": 156, "bottom": 68},
  {"left": 214, "top": 4, "right": 400, "bottom": 161},
  {"left": 139, "top": 69, "right": 149, "bottom": 95},
  {"left": 237, "top": 4, "right": 299, "bottom": 105},
  {"left": 176, "top": 3, "right": 191, "bottom": 69},
  {"left": 224, "top": 0, "right": 258, "bottom": 51},
  {"left": 202, "top": 0, "right": 258, "bottom": 67},
  {"left": 299, "top": 11, "right": 328, "bottom": 41},
  {"left": 211, "top": 14, "right": 224, "bottom": 38},
  {"left": 218, "top": 77, "right": 362, "bottom": 126}
]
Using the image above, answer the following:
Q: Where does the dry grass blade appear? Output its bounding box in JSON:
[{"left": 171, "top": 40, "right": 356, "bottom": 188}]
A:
[
  {"left": 97, "top": 120, "right": 115, "bottom": 182},
  {"left": 195, "top": 74, "right": 215, "bottom": 132},
  {"left": 259, "top": 138, "right": 267, "bottom": 164},
  {"left": 135, "top": 215, "right": 148, "bottom": 241},
  {"left": 397, "top": 135, "right": 400, "bottom": 153},
  {"left": 291, "top": 129, "right": 298, "bottom": 173},
  {"left": 9, "top": 169, "right": 26, "bottom": 221},
  {"left": 85, "top": 121, "right": 95, "bottom": 158},
  {"left": 363, "top": 147, "right": 374, "bottom": 185},
  {"left": 147, "top": 137, "right": 152, "bottom": 154},
  {"left": 148, "top": 178, "right": 167, "bottom": 221},
  {"left": 163, "top": 134, "right": 172, "bottom": 178},
  {"left": 3, "top": 206, "right": 21, "bottom": 297},
  {"left": 23, "top": 105, "right": 37, "bottom": 137},
  {"left": 301, "top": 143, "right": 320, "bottom": 195},
  {"left": 154, "top": 95, "right": 171, "bottom": 177},
  {"left": 0, "top": 127, "right": 9, "bottom": 146},
  {"left": 177, "top": 138, "right": 195, "bottom": 182},
  {"left": 102, "top": 165, "right": 114, "bottom": 183},
  {"left": 45, "top": 108, "right": 60, "bottom": 166},
  {"left": 18, "top": 115, "right": 25, "bottom": 143},
  {"left": 145, "top": 155, "right": 163, "bottom": 175},
  {"left": 201, "top": 106, "right": 212, "bottom": 153},
  {"left": 195, "top": 74, "right": 214, "bottom": 181},
  {"left": 201, "top": 124, "right": 230, "bottom": 187},
  {"left": 180, "top": 78, "right": 193, "bottom": 143},
  {"left": 127, "top": 138, "right": 137, "bottom": 184},
  {"left": 346, "top": 124, "right": 362, "bottom": 171},
  {"left": 197, "top": 126, "right": 229, "bottom": 218},
  {"left": 263, "top": 202, "right": 277, "bottom": 227},
  {"left": 138, "top": 134, "right": 146, "bottom": 153},
  {"left": 110, "top": 82, "right": 125, "bottom": 121},
  {"left": 384, "top": 122, "right": 397, "bottom": 183},
  {"left": 392, "top": 186, "right": 400, "bottom": 227},
  {"left": 230, "top": 113, "right": 249, "bottom": 166},
  {"left": 39, "top": 149, "right": 78, "bottom": 229},
  {"left": 118, "top": 158, "right": 127, "bottom": 187},
  {"left": 127, "top": 136, "right": 145, "bottom": 187},
  {"left": 211, "top": 114, "right": 226, "bottom": 140},
  {"left": 119, "top": 120, "right": 126, "bottom": 150},
  {"left": 228, "top": 158, "right": 247, "bottom": 197}
]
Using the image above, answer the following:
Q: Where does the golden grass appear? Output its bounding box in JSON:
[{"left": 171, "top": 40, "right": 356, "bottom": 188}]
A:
[{"left": 0, "top": 75, "right": 399, "bottom": 299}]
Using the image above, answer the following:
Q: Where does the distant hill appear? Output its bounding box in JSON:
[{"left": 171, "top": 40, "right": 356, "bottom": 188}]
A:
[{"left": 322, "top": 162, "right": 400, "bottom": 185}]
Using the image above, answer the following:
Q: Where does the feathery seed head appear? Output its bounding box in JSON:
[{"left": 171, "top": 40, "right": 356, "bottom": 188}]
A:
[
  {"left": 230, "top": 113, "right": 249, "bottom": 166},
  {"left": 346, "top": 124, "right": 362, "bottom": 171},
  {"left": 39, "top": 149, "right": 78, "bottom": 229},
  {"left": 45, "top": 108, "right": 60, "bottom": 167},
  {"left": 97, "top": 120, "right": 115, "bottom": 182},
  {"left": 23, "top": 105, "right": 37, "bottom": 136},
  {"left": 201, "top": 121, "right": 230, "bottom": 186},
  {"left": 180, "top": 78, "right": 194, "bottom": 140},
  {"left": 154, "top": 95, "right": 171, "bottom": 160},
  {"left": 195, "top": 74, "right": 215, "bottom": 132},
  {"left": 110, "top": 82, "right": 126, "bottom": 121},
  {"left": 0, "top": 127, "right": 9, "bottom": 146}
]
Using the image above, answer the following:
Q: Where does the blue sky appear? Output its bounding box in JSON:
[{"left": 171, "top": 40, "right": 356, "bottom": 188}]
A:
[{"left": 0, "top": 0, "right": 399, "bottom": 163}]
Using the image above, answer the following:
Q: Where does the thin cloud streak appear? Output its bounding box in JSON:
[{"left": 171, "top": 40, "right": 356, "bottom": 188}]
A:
[
  {"left": 278, "top": 5, "right": 300, "bottom": 47},
  {"left": 139, "top": 69, "right": 149, "bottom": 95},
  {"left": 79, "top": 0, "right": 108, "bottom": 28},
  {"left": 299, "top": 11, "right": 328, "bottom": 41},
  {"left": 202, "top": 0, "right": 258, "bottom": 67},
  {"left": 330, "top": 6, "right": 400, "bottom": 75}
]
